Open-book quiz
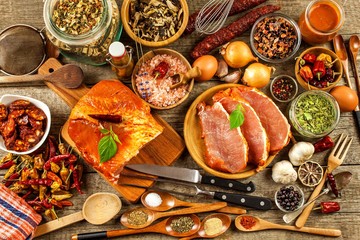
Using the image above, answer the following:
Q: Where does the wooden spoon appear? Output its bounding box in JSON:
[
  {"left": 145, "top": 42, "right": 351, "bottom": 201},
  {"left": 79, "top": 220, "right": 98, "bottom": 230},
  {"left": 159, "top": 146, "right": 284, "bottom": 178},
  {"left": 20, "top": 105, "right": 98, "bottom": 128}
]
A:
[
  {"left": 141, "top": 190, "right": 246, "bottom": 214},
  {"left": 235, "top": 215, "right": 341, "bottom": 237},
  {"left": 71, "top": 214, "right": 200, "bottom": 240},
  {"left": 179, "top": 213, "right": 231, "bottom": 240},
  {"left": 349, "top": 35, "right": 360, "bottom": 96},
  {"left": 0, "top": 64, "right": 84, "bottom": 88},
  {"left": 33, "top": 192, "right": 122, "bottom": 238},
  {"left": 170, "top": 66, "right": 201, "bottom": 89},
  {"left": 333, "top": 34, "right": 353, "bottom": 89},
  {"left": 121, "top": 201, "right": 227, "bottom": 229}
]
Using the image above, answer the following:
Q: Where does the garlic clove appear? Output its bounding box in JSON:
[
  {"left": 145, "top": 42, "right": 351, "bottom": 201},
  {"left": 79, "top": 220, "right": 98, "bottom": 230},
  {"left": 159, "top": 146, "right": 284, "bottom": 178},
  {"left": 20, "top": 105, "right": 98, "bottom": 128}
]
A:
[{"left": 288, "top": 141, "right": 315, "bottom": 166}]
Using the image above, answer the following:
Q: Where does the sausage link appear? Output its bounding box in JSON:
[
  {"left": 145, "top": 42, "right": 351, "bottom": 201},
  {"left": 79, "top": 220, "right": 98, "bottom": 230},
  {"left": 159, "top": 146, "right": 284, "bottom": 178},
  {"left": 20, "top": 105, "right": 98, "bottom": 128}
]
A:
[{"left": 191, "top": 5, "right": 281, "bottom": 59}]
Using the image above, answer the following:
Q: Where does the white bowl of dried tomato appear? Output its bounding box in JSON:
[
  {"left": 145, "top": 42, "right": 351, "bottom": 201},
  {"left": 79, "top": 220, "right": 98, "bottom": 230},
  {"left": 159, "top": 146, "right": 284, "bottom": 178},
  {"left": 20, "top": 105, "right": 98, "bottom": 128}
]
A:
[{"left": 0, "top": 94, "right": 51, "bottom": 155}]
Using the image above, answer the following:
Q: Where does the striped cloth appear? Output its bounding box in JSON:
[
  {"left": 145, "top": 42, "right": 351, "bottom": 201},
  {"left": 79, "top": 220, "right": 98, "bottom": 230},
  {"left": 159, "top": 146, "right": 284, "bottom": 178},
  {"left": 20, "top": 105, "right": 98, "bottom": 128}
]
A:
[{"left": 0, "top": 184, "right": 42, "bottom": 240}]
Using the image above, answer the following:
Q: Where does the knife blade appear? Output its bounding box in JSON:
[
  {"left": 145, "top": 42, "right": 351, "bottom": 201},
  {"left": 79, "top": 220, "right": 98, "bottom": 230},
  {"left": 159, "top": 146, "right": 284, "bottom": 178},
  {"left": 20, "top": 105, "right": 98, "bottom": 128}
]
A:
[
  {"left": 120, "top": 173, "right": 272, "bottom": 210},
  {"left": 126, "top": 164, "right": 255, "bottom": 193}
]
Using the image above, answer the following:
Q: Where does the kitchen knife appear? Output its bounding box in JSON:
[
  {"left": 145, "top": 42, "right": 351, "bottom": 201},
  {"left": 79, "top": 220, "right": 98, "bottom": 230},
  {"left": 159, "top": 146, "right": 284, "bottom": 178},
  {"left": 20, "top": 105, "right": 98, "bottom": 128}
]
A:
[
  {"left": 125, "top": 164, "right": 255, "bottom": 193},
  {"left": 121, "top": 173, "right": 272, "bottom": 210}
]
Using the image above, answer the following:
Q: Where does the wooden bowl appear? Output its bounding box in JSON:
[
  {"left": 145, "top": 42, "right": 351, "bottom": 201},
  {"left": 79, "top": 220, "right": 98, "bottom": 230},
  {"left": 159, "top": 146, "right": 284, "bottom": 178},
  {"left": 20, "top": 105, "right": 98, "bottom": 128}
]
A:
[
  {"left": 184, "top": 84, "right": 276, "bottom": 179},
  {"left": 121, "top": 0, "right": 189, "bottom": 47},
  {"left": 131, "top": 48, "right": 194, "bottom": 110},
  {"left": 295, "top": 47, "right": 343, "bottom": 91}
]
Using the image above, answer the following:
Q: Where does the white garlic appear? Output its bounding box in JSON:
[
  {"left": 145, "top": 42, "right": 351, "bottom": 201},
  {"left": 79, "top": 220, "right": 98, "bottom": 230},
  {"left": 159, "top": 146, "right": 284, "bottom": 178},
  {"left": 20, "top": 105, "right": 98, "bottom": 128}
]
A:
[
  {"left": 272, "top": 160, "right": 298, "bottom": 184},
  {"left": 288, "top": 142, "right": 315, "bottom": 166}
]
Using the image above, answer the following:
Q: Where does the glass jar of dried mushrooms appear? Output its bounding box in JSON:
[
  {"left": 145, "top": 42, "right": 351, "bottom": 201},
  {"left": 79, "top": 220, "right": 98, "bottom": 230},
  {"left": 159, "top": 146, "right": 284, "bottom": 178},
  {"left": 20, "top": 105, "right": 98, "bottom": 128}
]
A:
[{"left": 43, "top": 0, "right": 121, "bottom": 65}]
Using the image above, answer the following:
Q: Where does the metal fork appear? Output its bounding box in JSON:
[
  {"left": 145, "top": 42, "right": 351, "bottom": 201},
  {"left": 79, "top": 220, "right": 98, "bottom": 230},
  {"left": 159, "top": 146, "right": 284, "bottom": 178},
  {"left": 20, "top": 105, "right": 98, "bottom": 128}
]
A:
[{"left": 295, "top": 134, "right": 353, "bottom": 228}]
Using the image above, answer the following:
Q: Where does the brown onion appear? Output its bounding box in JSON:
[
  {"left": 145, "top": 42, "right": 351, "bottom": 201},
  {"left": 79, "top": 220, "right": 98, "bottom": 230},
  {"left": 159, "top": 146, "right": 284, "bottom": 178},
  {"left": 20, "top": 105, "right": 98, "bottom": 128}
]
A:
[{"left": 242, "top": 63, "right": 275, "bottom": 88}]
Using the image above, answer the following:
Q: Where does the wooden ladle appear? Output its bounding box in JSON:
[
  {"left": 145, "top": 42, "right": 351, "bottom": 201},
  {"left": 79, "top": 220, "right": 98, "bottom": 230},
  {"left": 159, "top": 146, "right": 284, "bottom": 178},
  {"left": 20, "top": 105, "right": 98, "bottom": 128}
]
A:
[
  {"left": 333, "top": 34, "right": 353, "bottom": 89},
  {"left": 349, "top": 35, "right": 360, "bottom": 95},
  {"left": 179, "top": 213, "right": 231, "bottom": 240},
  {"left": 33, "top": 192, "right": 122, "bottom": 238},
  {"left": 141, "top": 190, "right": 246, "bottom": 214},
  {"left": 121, "top": 201, "right": 227, "bottom": 229},
  {"left": 0, "top": 64, "right": 84, "bottom": 88},
  {"left": 71, "top": 214, "right": 200, "bottom": 240},
  {"left": 235, "top": 215, "right": 342, "bottom": 237}
]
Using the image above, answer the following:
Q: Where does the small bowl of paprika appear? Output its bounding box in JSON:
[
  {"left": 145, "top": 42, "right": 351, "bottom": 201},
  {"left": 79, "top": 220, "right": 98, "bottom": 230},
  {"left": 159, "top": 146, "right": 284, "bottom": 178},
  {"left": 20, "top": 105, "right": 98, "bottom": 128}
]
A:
[
  {"left": 295, "top": 47, "right": 343, "bottom": 91},
  {"left": 270, "top": 75, "right": 298, "bottom": 103}
]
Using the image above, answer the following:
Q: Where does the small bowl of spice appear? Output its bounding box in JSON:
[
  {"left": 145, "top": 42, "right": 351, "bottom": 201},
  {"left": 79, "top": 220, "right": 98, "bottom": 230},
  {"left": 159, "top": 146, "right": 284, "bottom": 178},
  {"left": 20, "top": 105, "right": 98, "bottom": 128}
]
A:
[
  {"left": 288, "top": 90, "right": 340, "bottom": 139},
  {"left": 250, "top": 13, "right": 301, "bottom": 63},
  {"left": 295, "top": 47, "right": 342, "bottom": 91},
  {"left": 132, "top": 48, "right": 194, "bottom": 110},
  {"left": 270, "top": 75, "right": 298, "bottom": 102},
  {"left": 275, "top": 185, "right": 304, "bottom": 212}
]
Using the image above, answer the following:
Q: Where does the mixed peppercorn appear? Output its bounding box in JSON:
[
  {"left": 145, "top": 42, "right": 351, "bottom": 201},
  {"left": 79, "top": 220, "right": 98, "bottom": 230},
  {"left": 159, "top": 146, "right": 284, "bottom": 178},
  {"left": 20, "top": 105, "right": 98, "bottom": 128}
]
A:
[
  {"left": 271, "top": 77, "right": 296, "bottom": 101},
  {"left": 0, "top": 136, "right": 83, "bottom": 220},
  {"left": 298, "top": 52, "right": 339, "bottom": 88}
]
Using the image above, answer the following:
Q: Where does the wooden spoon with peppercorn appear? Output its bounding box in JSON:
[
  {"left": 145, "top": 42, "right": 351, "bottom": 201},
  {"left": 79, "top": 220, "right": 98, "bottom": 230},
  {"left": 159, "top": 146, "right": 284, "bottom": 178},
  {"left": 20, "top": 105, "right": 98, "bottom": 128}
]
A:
[{"left": 235, "top": 215, "right": 341, "bottom": 237}]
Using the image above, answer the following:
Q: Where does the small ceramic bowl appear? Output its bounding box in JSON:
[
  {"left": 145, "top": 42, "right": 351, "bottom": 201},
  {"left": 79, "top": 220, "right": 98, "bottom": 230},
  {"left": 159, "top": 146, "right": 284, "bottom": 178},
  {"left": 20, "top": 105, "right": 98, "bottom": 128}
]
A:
[
  {"left": 0, "top": 94, "right": 51, "bottom": 155},
  {"left": 275, "top": 185, "right": 304, "bottom": 212},
  {"left": 121, "top": 0, "right": 189, "bottom": 47},
  {"left": 295, "top": 47, "right": 343, "bottom": 91},
  {"left": 250, "top": 13, "right": 301, "bottom": 63},
  {"left": 270, "top": 75, "right": 298, "bottom": 103},
  {"left": 131, "top": 48, "right": 194, "bottom": 110}
]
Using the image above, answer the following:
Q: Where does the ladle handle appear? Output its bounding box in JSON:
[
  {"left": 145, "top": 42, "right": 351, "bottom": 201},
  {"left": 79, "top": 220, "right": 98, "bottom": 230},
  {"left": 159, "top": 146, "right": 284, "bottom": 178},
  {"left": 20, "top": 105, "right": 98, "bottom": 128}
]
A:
[
  {"left": 33, "top": 211, "right": 84, "bottom": 237},
  {"left": 0, "top": 74, "right": 46, "bottom": 84},
  {"left": 279, "top": 225, "right": 342, "bottom": 237}
]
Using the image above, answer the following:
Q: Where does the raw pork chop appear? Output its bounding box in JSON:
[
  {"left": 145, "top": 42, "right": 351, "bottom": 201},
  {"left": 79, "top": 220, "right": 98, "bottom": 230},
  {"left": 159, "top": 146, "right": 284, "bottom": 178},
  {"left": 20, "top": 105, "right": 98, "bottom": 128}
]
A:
[
  {"left": 219, "top": 86, "right": 291, "bottom": 154},
  {"left": 197, "top": 101, "right": 248, "bottom": 173},
  {"left": 213, "top": 93, "right": 269, "bottom": 166}
]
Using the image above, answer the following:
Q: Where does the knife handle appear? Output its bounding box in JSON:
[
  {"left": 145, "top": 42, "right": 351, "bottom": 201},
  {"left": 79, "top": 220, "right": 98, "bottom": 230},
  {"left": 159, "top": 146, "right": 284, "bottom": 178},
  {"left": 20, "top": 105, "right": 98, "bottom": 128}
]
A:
[
  {"left": 354, "top": 111, "right": 360, "bottom": 132},
  {"left": 201, "top": 175, "right": 255, "bottom": 193},
  {"left": 213, "top": 192, "right": 272, "bottom": 210}
]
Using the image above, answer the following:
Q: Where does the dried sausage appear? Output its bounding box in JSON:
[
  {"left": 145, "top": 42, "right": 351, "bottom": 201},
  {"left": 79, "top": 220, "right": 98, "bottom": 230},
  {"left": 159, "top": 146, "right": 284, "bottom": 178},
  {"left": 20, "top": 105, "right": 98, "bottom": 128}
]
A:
[
  {"left": 8, "top": 109, "right": 25, "bottom": 119},
  {"left": 27, "top": 106, "right": 47, "bottom": 121},
  {"left": 185, "top": 0, "right": 267, "bottom": 35},
  {"left": 191, "top": 5, "right": 281, "bottom": 59},
  {"left": 2, "top": 118, "right": 16, "bottom": 138},
  {"left": 0, "top": 104, "right": 8, "bottom": 120},
  {"left": 9, "top": 100, "right": 31, "bottom": 110}
]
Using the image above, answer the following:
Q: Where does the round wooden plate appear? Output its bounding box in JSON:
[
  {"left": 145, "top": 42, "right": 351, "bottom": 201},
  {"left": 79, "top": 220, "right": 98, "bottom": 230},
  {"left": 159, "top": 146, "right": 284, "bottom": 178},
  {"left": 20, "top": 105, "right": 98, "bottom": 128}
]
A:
[{"left": 184, "top": 84, "right": 276, "bottom": 179}]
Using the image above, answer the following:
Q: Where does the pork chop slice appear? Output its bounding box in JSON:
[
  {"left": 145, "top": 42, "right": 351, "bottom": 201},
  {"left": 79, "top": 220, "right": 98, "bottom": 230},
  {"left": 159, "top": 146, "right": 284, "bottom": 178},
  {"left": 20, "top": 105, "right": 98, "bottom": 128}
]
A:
[
  {"left": 213, "top": 94, "right": 269, "bottom": 166},
  {"left": 197, "top": 101, "right": 248, "bottom": 173}
]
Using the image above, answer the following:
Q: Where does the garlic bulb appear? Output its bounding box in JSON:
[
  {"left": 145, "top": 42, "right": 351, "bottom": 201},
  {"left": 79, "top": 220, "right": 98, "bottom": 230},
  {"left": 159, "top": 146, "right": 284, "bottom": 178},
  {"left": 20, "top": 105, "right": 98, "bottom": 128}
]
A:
[
  {"left": 272, "top": 160, "right": 297, "bottom": 184},
  {"left": 288, "top": 142, "right": 315, "bottom": 166}
]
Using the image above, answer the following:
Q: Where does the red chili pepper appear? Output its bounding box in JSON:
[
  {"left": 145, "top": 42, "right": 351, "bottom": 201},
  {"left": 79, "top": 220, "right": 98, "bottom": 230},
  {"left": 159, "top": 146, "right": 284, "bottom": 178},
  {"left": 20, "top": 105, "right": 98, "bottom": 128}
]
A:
[
  {"left": 5, "top": 172, "right": 20, "bottom": 187},
  {"left": 19, "top": 179, "right": 53, "bottom": 187},
  {"left": 313, "top": 135, "right": 334, "bottom": 153},
  {"left": 153, "top": 61, "right": 169, "bottom": 79},
  {"left": 0, "top": 159, "right": 15, "bottom": 169},
  {"left": 58, "top": 200, "right": 73, "bottom": 207},
  {"left": 312, "top": 60, "right": 326, "bottom": 80},
  {"left": 46, "top": 171, "right": 62, "bottom": 185},
  {"left": 302, "top": 53, "right": 317, "bottom": 64},
  {"left": 44, "top": 154, "right": 71, "bottom": 170},
  {"left": 319, "top": 202, "right": 340, "bottom": 213},
  {"left": 327, "top": 173, "right": 340, "bottom": 197},
  {"left": 48, "top": 136, "right": 57, "bottom": 159},
  {"left": 21, "top": 189, "right": 33, "bottom": 200},
  {"left": 299, "top": 65, "right": 314, "bottom": 82},
  {"left": 70, "top": 164, "right": 83, "bottom": 194}
]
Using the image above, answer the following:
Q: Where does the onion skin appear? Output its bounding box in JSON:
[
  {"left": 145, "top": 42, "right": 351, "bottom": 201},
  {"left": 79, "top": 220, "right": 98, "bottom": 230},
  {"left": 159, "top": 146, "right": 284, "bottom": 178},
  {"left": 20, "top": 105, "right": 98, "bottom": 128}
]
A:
[
  {"left": 220, "top": 41, "right": 258, "bottom": 68},
  {"left": 242, "top": 63, "right": 275, "bottom": 88}
]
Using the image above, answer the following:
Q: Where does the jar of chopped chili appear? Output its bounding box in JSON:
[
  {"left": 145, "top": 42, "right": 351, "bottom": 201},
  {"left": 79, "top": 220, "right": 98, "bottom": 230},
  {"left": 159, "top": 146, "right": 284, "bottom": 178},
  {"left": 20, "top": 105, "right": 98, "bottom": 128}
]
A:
[{"left": 270, "top": 75, "right": 298, "bottom": 103}]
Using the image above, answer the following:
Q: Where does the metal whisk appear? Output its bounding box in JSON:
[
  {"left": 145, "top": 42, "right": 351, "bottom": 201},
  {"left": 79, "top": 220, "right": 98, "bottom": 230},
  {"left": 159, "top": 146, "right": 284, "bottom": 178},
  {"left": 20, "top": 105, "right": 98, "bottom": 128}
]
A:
[{"left": 195, "top": 0, "right": 234, "bottom": 35}]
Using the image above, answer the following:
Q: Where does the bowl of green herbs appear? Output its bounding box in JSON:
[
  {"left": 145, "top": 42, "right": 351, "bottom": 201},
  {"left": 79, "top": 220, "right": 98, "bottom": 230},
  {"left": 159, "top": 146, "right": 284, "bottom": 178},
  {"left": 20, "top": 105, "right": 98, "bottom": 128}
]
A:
[{"left": 287, "top": 90, "right": 340, "bottom": 139}]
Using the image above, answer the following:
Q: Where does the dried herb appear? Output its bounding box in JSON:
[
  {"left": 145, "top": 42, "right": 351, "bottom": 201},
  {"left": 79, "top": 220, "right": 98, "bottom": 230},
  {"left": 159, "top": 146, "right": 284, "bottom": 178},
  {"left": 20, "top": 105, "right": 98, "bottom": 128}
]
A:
[
  {"left": 127, "top": 209, "right": 148, "bottom": 226},
  {"left": 170, "top": 216, "right": 194, "bottom": 233},
  {"left": 98, "top": 126, "right": 120, "bottom": 163},
  {"left": 295, "top": 94, "right": 335, "bottom": 134},
  {"left": 229, "top": 104, "right": 245, "bottom": 129},
  {"left": 52, "top": 0, "right": 104, "bottom": 35}
]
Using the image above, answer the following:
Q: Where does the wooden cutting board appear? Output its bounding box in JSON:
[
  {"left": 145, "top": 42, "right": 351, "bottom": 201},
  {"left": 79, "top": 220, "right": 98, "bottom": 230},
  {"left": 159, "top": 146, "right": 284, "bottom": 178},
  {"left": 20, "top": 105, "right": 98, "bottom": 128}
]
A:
[{"left": 39, "top": 58, "right": 185, "bottom": 203}]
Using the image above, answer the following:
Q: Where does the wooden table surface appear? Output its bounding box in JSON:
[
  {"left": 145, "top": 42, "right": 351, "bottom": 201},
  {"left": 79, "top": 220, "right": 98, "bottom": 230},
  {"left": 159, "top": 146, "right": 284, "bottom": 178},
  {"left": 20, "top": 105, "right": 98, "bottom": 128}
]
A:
[{"left": 1, "top": 0, "right": 360, "bottom": 239}]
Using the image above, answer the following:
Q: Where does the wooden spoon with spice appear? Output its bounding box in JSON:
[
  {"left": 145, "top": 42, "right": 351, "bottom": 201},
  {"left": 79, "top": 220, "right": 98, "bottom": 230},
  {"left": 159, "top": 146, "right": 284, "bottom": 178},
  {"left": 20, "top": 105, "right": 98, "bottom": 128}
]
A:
[
  {"left": 121, "top": 202, "right": 227, "bottom": 229},
  {"left": 71, "top": 214, "right": 200, "bottom": 240},
  {"left": 179, "top": 213, "right": 231, "bottom": 240},
  {"left": 141, "top": 190, "right": 246, "bottom": 215},
  {"left": 235, "top": 215, "right": 341, "bottom": 237}
]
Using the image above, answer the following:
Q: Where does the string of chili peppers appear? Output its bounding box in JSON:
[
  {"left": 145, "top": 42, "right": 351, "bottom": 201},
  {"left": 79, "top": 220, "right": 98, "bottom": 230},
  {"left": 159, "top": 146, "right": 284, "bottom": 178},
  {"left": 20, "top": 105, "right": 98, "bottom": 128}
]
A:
[{"left": 0, "top": 136, "right": 84, "bottom": 220}]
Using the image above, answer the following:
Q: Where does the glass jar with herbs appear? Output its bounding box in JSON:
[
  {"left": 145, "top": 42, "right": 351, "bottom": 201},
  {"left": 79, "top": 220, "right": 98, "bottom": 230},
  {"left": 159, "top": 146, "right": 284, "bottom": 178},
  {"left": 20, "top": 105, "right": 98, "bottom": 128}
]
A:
[
  {"left": 43, "top": 0, "right": 121, "bottom": 65},
  {"left": 287, "top": 90, "right": 340, "bottom": 139}
]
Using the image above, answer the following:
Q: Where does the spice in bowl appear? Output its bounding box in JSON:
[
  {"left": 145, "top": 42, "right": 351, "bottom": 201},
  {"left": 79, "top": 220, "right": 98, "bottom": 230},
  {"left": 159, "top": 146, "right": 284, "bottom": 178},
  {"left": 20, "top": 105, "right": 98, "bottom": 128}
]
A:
[
  {"left": 250, "top": 13, "right": 301, "bottom": 63},
  {"left": 204, "top": 217, "right": 223, "bottom": 236},
  {"left": 170, "top": 216, "right": 195, "bottom": 233},
  {"left": 275, "top": 185, "right": 304, "bottom": 212},
  {"left": 239, "top": 215, "right": 257, "bottom": 229},
  {"left": 288, "top": 90, "right": 340, "bottom": 139},
  {"left": 270, "top": 75, "right": 298, "bottom": 102}
]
